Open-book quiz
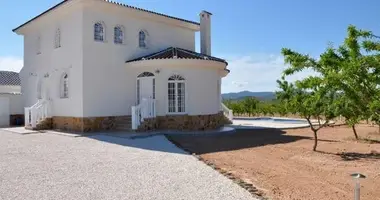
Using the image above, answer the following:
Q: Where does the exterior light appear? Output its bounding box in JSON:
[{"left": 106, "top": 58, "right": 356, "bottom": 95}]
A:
[{"left": 350, "top": 173, "right": 366, "bottom": 200}]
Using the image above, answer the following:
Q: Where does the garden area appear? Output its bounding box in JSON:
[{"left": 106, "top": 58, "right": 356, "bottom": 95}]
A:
[
  {"left": 168, "top": 125, "right": 380, "bottom": 200},
  {"left": 182, "top": 25, "right": 380, "bottom": 199}
]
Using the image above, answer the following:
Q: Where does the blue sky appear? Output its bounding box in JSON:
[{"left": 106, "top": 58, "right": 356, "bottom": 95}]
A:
[{"left": 1, "top": 0, "right": 379, "bottom": 92}]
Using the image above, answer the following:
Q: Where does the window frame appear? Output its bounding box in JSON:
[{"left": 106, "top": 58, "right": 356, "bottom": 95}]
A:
[
  {"left": 54, "top": 28, "right": 61, "bottom": 49},
  {"left": 114, "top": 25, "right": 125, "bottom": 45},
  {"left": 60, "top": 73, "right": 69, "bottom": 99},
  {"left": 94, "top": 22, "right": 106, "bottom": 42},
  {"left": 167, "top": 74, "right": 186, "bottom": 114},
  {"left": 138, "top": 30, "right": 148, "bottom": 48},
  {"left": 36, "top": 36, "right": 41, "bottom": 55}
]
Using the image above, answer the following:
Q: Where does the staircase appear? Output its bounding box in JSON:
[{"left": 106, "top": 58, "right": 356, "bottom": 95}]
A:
[
  {"left": 131, "top": 98, "right": 156, "bottom": 130},
  {"left": 221, "top": 102, "right": 233, "bottom": 121},
  {"left": 25, "top": 100, "right": 51, "bottom": 130},
  {"left": 114, "top": 116, "right": 132, "bottom": 131}
]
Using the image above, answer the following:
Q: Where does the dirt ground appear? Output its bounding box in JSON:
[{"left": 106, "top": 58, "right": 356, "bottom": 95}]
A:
[{"left": 168, "top": 125, "right": 380, "bottom": 200}]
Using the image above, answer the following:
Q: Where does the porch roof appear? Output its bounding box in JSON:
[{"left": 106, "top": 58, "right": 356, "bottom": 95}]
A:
[{"left": 125, "top": 47, "right": 229, "bottom": 67}]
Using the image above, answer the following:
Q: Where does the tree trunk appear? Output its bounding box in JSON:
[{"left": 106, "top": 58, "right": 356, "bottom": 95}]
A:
[
  {"left": 352, "top": 124, "right": 358, "bottom": 140},
  {"left": 312, "top": 129, "right": 318, "bottom": 151}
]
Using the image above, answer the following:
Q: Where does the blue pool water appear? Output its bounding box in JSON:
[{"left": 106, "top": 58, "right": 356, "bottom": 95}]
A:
[{"left": 234, "top": 117, "right": 308, "bottom": 124}]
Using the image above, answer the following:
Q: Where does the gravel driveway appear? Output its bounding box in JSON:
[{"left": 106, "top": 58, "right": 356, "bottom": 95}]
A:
[{"left": 0, "top": 131, "right": 256, "bottom": 200}]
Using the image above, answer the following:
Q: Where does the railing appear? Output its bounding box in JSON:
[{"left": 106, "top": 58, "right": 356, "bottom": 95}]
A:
[
  {"left": 131, "top": 98, "right": 156, "bottom": 130},
  {"left": 25, "top": 100, "right": 48, "bottom": 128},
  {"left": 221, "top": 102, "right": 233, "bottom": 121}
]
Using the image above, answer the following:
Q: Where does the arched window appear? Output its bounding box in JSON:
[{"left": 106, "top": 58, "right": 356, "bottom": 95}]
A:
[
  {"left": 168, "top": 74, "right": 185, "bottom": 113},
  {"left": 94, "top": 22, "right": 105, "bottom": 42},
  {"left": 60, "top": 73, "right": 69, "bottom": 98},
  {"left": 114, "top": 26, "right": 124, "bottom": 44},
  {"left": 55, "top": 28, "right": 61, "bottom": 48},
  {"left": 139, "top": 30, "right": 148, "bottom": 48},
  {"left": 37, "top": 79, "right": 42, "bottom": 99}
]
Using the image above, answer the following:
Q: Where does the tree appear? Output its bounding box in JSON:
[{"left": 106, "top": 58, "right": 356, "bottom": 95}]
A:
[
  {"left": 277, "top": 45, "right": 341, "bottom": 151},
  {"left": 277, "top": 77, "right": 336, "bottom": 151},
  {"left": 242, "top": 97, "right": 259, "bottom": 116}
]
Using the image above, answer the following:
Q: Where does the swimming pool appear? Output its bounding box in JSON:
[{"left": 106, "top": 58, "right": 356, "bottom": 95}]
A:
[
  {"left": 231, "top": 117, "right": 311, "bottom": 129},
  {"left": 234, "top": 117, "right": 308, "bottom": 124}
]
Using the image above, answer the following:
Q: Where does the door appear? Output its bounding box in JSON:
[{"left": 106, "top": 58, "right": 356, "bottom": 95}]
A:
[
  {"left": 139, "top": 77, "right": 154, "bottom": 103},
  {"left": 0, "top": 97, "right": 10, "bottom": 127}
]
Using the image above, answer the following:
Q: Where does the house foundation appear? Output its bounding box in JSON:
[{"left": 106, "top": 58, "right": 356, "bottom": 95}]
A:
[{"left": 138, "top": 112, "right": 231, "bottom": 131}]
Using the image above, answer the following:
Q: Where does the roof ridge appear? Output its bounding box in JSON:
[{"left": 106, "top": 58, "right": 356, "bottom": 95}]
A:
[
  {"left": 126, "top": 46, "right": 228, "bottom": 65},
  {"left": 13, "top": 0, "right": 199, "bottom": 32}
]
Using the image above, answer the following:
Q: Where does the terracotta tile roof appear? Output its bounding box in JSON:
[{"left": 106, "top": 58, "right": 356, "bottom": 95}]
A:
[
  {"left": 0, "top": 71, "right": 21, "bottom": 86},
  {"left": 126, "top": 47, "right": 228, "bottom": 66},
  {"left": 13, "top": 0, "right": 199, "bottom": 32}
]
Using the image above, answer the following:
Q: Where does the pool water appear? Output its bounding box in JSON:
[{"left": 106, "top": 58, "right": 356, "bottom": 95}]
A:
[{"left": 234, "top": 117, "right": 308, "bottom": 124}]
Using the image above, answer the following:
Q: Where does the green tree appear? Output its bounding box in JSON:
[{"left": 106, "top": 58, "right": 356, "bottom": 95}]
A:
[{"left": 277, "top": 47, "right": 338, "bottom": 151}]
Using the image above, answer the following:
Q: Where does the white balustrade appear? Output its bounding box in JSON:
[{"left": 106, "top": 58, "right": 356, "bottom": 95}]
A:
[
  {"left": 131, "top": 98, "right": 156, "bottom": 130},
  {"left": 221, "top": 102, "right": 233, "bottom": 121},
  {"left": 24, "top": 100, "right": 49, "bottom": 129}
]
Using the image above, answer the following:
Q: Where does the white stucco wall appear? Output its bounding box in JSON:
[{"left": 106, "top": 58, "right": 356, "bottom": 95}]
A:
[
  {"left": 18, "top": 1, "right": 223, "bottom": 118},
  {"left": 131, "top": 64, "right": 222, "bottom": 116},
  {"left": 81, "top": 5, "right": 197, "bottom": 117},
  {"left": 0, "top": 94, "right": 23, "bottom": 115},
  {"left": 20, "top": 4, "right": 84, "bottom": 117},
  {"left": 0, "top": 86, "right": 21, "bottom": 94}
]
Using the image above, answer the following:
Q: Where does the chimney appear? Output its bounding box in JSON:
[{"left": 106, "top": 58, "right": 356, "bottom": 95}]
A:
[{"left": 200, "top": 10, "right": 212, "bottom": 55}]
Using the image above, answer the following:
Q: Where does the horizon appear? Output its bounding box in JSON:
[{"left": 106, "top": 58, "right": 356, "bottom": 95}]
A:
[{"left": 1, "top": 0, "right": 379, "bottom": 92}]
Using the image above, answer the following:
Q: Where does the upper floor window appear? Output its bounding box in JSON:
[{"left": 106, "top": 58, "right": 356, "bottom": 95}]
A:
[
  {"left": 54, "top": 28, "right": 61, "bottom": 48},
  {"left": 36, "top": 36, "right": 41, "bottom": 55},
  {"left": 60, "top": 73, "right": 69, "bottom": 98},
  {"left": 94, "top": 22, "right": 105, "bottom": 42},
  {"left": 139, "top": 30, "right": 148, "bottom": 48},
  {"left": 114, "top": 26, "right": 124, "bottom": 44}
]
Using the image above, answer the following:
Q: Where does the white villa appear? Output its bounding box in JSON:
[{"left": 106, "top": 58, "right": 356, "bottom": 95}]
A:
[{"left": 13, "top": 0, "right": 231, "bottom": 132}]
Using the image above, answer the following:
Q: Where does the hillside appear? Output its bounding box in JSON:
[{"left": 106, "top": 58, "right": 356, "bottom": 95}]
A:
[{"left": 222, "top": 91, "right": 275, "bottom": 101}]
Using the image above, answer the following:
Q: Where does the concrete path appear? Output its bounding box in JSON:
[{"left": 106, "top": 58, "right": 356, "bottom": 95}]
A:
[{"left": 0, "top": 130, "right": 257, "bottom": 200}]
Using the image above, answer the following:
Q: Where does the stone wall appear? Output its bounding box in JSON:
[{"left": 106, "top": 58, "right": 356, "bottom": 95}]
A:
[
  {"left": 36, "top": 118, "right": 53, "bottom": 130},
  {"left": 51, "top": 116, "right": 131, "bottom": 132},
  {"left": 138, "top": 112, "right": 231, "bottom": 131},
  {"left": 10, "top": 114, "right": 24, "bottom": 126}
]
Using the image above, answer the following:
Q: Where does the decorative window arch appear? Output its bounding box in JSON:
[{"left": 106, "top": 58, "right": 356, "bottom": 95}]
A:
[
  {"left": 168, "top": 74, "right": 186, "bottom": 113},
  {"left": 114, "top": 26, "right": 124, "bottom": 44},
  {"left": 138, "top": 30, "right": 148, "bottom": 48},
  {"left": 37, "top": 78, "right": 42, "bottom": 99},
  {"left": 54, "top": 28, "right": 61, "bottom": 48},
  {"left": 60, "top": 73, "right": 69, "bottom": 98},
  {"left": 137, "top": 72, "right": 154, "bottom": 78},
  {"left": 136, "top": 72, "right": 155, "bottom": 104},
  {"left": 94, "top": 22, "right": 105, "bottom": 42}
]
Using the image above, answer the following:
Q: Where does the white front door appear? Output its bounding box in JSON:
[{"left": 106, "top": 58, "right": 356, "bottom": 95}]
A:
[{"left": 138, "top": 77, "right": 154, "bottom": 103}]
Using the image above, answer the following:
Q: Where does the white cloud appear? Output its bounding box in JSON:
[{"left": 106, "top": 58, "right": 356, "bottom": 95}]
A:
[
  {"left": 0, "top": 57, "right": 23, "bottom": 72},
  {"left": 218, "top": 53, "right": 316, "bottom": 93}
]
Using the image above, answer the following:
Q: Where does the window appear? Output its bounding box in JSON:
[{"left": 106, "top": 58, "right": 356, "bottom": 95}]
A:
[
  {"left": 60, "top": 73, "right": 69, "bottom": 98},
  {"left": 36, "top": 36, "right": 41, "bottom": 54},
  {"left": 168, "top": 74, "right": 185, "bottom": 113},
  {"left": 139, "top": 30, "right": 147, "bottom": 48},
  {"left": 94, "top": 22, "right": 105, "bottom": 42},
  {"left": 114, "top": 26, "right": 124, "bottom": 44},
  {"left": 37, "top": 79, "right": 42, "bottom": 99},
  {"left": 54, "top": 28, "right": 61, "bottom": 48}
]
